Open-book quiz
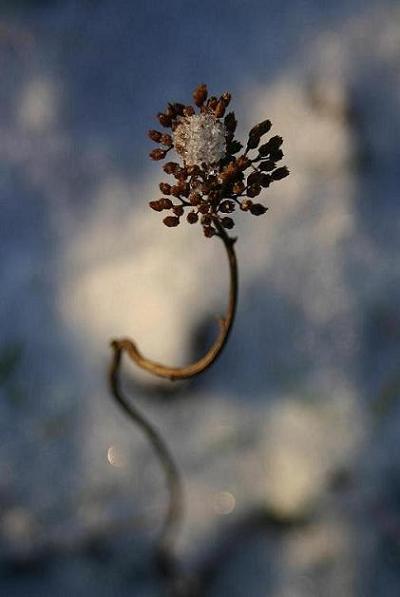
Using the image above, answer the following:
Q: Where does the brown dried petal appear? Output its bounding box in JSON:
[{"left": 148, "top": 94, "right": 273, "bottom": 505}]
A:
[
  {"left": 189, "top": 192, "right": 202, "bottom": 205},
  {"left": 249, "top": 119, "right": 272, "bottom": 137}
]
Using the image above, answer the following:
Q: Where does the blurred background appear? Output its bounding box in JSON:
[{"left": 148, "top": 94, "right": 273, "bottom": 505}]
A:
[{"left": 1, "top": 0, "right": 400, "bottom": 595}]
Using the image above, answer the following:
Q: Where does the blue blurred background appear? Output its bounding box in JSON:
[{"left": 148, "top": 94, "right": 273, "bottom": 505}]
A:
[{"left": 1, "top": 0, "right": 400, "bottom": 595}]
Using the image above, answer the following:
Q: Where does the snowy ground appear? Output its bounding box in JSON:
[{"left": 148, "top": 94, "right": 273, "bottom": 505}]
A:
[{"left": 1, "top": 1, "right": 400, "bottom": 595}]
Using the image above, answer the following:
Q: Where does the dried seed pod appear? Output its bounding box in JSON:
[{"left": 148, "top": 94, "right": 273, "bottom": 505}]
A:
[
  {"left": 236, "top": 156, "right": 251, "bottom": 171},
  {"left": 149, "top": 148, "right": 166, "bottom": 160},
  {"left": 221, "top": 217, "right": 234, "bottom": 229},
  {"left": 198, "top": 203, "right": 210, "bottom": 214},
  {"left": 258, "top": 135, "right": 283, "bottom": 156},
  {"left": 207, "top": 96, "right": 218, "bottom": 111},
  {"left": 224, "top": 112, "right": 237, "bottom": 133},
  {"left": 201, "top": 214, "right": 212, "bottom": 226},
  {"left": 189, "top": 192, "right": 202, "bottom": 205},
  {"left": 249, "top": 203, "right": 268, "bottom": 215},
  {"left": 240, "top": 199, "right": 253, "bottom": 211},
  {"left": 173, "top": 205, "right": 184, "bottom": 216},
  {"left": 187, "top": 211, "right": 198, "bottom": 224},
  {"left": 214, "top": 99, "right": 226, "bottom": 118},
  {"left": 163, "top": 216, "right": 180, "bottom": 227},
  {"left": 160, "top": 134, "right": 173, "bottom": 146},
  {"left": 271, "top": 166, "right": 290, "bottom": 180},
  {"left": 193, "top": 83, "right": 208, "bottom": 106},
  {"left": 183, "top": 105, "right": 195, "bottom": 117},
  {"left": 232, "top": 181, "right": 245, "bottom": 194},
  {"left": 247, "top": 184, "right": 261, "bottom": 198},
  {"left": 227, "top": 140, "right": 242, "bottom": 154},
  {"left": 269, "top": 149, "right": 284, "bottom": 162},
  {"left": 203, "top": 225, "right": 216, "bottom": 238},
  {"left": 157, "top": 113, "right": 172, "bottom": 128},
  {"left": 249, "top": 119, "right": 271, "bottom": 138},
  {"left": 160, "top": 198, "right": 173, "bottom": 209},
  {"left": 163, "top": 162, "right": 180, "bottom": 175},
  {"left": 172, "top": 103, "right": 185, "bottom": 116},
  {"left": 219, "top": 200, "right": 235, "bottom": 213},
  {"left": 159, "top": 182, "right": 172, "bottom": 195},
  {"left": 148, "top": 129, "right": 163, "bottom": 142},
  {"left": 246, "top": 134, "right": 261, "bottom": 151},
  {"left": 221, "top": 91, "right": 232, "bottom": 107},
  {"left": 247, "top": 171, "right": 261, "bottom": 186},
  {"left": 149, "top": 200, "right": 164, "bottom": 212},
  {"left": 171, "top": 185, "right": 182, "bottom": 197},
  {"left": 259, "top": 160, "right": 276, "bottom": 172},
  {"left": 259, "top": 173, "right": 271, "bottom": 188}
]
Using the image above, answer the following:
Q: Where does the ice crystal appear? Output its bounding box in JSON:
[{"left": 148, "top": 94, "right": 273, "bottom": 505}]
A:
[{"left": 173, "top": 113, "right": 226, "bottom": 166}]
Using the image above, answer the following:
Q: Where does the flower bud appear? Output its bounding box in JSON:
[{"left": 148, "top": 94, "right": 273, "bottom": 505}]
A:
[
  {"left": 246, "top": 133, "right": 261, "bottom": 150},
  {"left": 198, "top": 203, "right": 210, "bottom": 214}
]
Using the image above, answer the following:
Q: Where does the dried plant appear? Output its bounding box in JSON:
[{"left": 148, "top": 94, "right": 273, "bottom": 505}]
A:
[{"left": 108, "top": 84, "right": 289, "bottom": 593}]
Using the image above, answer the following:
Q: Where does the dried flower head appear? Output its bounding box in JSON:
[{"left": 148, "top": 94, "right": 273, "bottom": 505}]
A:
[{"left": 148, "top": 84, "right": 289, "bottom": 238}]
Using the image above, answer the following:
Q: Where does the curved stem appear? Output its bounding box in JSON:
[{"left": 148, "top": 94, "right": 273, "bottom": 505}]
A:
[
  {"left": 109, "top": 345, "right": 183, "bottom": 569},
  {"left": 111, "top": 224, "right": 238, "bottom": 381}
]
